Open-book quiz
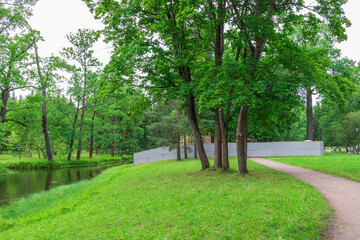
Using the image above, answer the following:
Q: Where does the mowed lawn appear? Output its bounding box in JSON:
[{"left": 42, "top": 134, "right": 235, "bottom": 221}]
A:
[
  {"left": 267, "top": 153, "right": 360, "bottom": 182},
  {"left": 0, "top": 158, "right": 331, "bottom": 239}
]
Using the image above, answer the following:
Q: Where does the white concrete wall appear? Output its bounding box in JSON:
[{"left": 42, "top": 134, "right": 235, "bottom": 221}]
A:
[{"left": 134, "top": 141, "right": 324, "bottom": 165}]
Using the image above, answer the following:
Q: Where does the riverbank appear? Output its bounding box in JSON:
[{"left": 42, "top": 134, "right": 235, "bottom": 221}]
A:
[
  {"left": 0, "top": 158, "right": 332, "bottom": 239},
  {"left": 0, "top": 154, "right": 133, "bottom": 170}
]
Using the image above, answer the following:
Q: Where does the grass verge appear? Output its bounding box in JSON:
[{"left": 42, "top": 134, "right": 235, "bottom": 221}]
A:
[
  {"left": 0, "top": 157, "right": 331, "bottom": 239},
  {"left": 0, "top": 154, "right": 133, "bottom": 169},
  {"left": 267, "top": 153, "right": 360, "bottom": 182}
]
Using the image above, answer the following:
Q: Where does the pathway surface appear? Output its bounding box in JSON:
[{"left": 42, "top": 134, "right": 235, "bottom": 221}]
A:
[{"left": 249, "top": 157, "right": 360, "bottom": 240}]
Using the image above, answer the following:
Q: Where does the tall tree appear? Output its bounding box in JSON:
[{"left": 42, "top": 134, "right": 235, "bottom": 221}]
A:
[
  {"left": 227, "top": 0, "right": 350, "bottom": 174},
  {"left": 0, "top": 30, "right": 37, "bottom": 126},
  {"left": 0, "top": 0, "right": 38, "bottom": 126},
  {"left": 61, "top": 29, "right": 101, "bottom": 160},
  {"left": 32, "top": 52, "right": 62, "bottom": 161},
  {"left": 84, "top": 0, "right": 211, "bottom": 169}
]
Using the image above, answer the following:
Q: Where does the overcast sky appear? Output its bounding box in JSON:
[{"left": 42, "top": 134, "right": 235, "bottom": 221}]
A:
[
  {"left": 335, "top": 0, "right": 360, "bottom": 62},
  {"left": 28, "top": 0, "right": 111, "bottom": 64},
  {"left": 28, "top": 0, "right": 360, "bottom": 65}
]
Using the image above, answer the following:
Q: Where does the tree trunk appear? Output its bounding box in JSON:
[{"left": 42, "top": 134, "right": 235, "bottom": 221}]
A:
[
  {"left": 41, "top": 86, "right": 53, "bottom": 161},
  {"left": 76, "top": 105, "right": 86, "bottom": 160},
  {"left": 185, "top": 94, "right": 209, "bottom": 170},
  {"left": 219, "top": 108, "right": 229, "bottom": 171},
  {"left": 306, "top": 87, "right": 313, "bottom": 141},
  {"left": 176, "top": 103, "right": 181, "bottom": 160},
  {"left": 121, "top": 109, "right": 128, "bottom": 153},
  {"left": 184, "top": 133, "right": 188, "bottom": 159},
  {"left": 25, "top": 141, "right": 32, "bottom": 158},
  {"left": 214, "top": 0, "right": 225, "bottom": 67},
  {"left": 89, "top": 108, "right": 96, "bottom": 159},
  {"left": 236, "top": 106, "right": 249, "bottom": 175},
  {"left": 213, "top": 0, "right": 225, "bottom": 169},
  {"left": 194, "top": 140, "right": 197, "bottom": 159},
  {"left": 183, "top": 109, "right": 188, "bottom": 159},
  {"left": 214, "top": 107, "right": 222, "bottom": 169},
  {"left": 111, "top": 115, "right": 119, "bottom": 157},
  {"left": 34, "top": 42, "right": 53, "bottom": 161},
  {"left": 0, "top": 89, "right": 9, "bottom": 123},
  {"left": 76, "top": 68, "right": 87, "bottom": 160},
  {"left": 67, "top": 102, "right": 80, "bottom": 161}
]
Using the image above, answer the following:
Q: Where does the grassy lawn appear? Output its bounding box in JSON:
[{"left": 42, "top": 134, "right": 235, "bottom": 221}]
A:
[
  {"left": 0, "top": 157, "right": 331, "bottom": 239},
  {"left": 0, "top": 153, "right": 133, "bottom": 169},
  {"left": 267, "top": 153, "right": 360, "bottom": 182}
]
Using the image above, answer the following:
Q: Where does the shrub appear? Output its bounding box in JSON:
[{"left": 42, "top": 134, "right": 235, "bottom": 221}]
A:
[{"left": 0, "top": 166, "right": 10, "bottom": 175}]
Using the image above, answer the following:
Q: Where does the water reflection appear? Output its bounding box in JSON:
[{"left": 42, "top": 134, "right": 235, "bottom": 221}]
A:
[{"left": 0, "top": 164, "right": 117, "bottom": 207}]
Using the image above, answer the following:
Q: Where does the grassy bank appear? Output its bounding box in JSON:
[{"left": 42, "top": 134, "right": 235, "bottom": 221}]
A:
[
  {"left": 0, "top": 154, "right": 133, "bottom": 169},
  {"left": 267, "top": 153, "right": 360, "bottom": 182},
  {"left": 0, "top": 158, "right": 331, "bottom": 239}
]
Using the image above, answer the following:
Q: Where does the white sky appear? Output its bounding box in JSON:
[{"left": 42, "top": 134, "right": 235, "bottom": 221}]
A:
[
  {"left": 28, "top": 0, "right": 111, "bottom": 64},
  {"left": 336, "top": 0, "right": 360, "bottom": 61}
]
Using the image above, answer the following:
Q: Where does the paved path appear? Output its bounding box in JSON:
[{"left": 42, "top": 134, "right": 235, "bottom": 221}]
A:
[{"left": 249, "top": 158, "right": 360, "bottom": 240}]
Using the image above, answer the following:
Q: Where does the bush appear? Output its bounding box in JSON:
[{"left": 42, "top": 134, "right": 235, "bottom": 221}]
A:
[{"left": 0, "top": 166, "right": 10, "bottom": 175}]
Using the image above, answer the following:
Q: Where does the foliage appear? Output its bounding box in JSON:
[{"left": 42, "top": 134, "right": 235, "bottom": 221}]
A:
[
  {"left": 0, "top": 158, "right": 331, "bottom": 239},
  {"left": 0, "top": 166, "right": 9, "bottom": 175},
  {"left": 0, "top": 153, "right": 125, "bottom": 169},
  {"left": 334, "top": 112, "right": 360, "bottom": 148}
]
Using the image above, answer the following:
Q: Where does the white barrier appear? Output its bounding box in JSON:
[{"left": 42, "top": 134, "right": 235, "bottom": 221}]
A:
[{"left": 134, "top": 141, "right": 324, "bottom": 165}]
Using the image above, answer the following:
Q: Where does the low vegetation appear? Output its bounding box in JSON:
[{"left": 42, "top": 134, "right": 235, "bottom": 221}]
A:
[
  {"left": 0, "top": 158, "right": 331, "bottom": 239},
  {"left": 267, "top": 153, "right": 360, "bottom": 182},
  {"left": 0, "top": 154, "right": 133, "bottom": 169},
  {"left": 0, "top": 166, "right": 9, "bottom": 175}
]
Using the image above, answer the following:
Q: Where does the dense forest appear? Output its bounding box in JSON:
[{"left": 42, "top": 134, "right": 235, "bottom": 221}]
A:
[{"left": 1, "top": 0, "right": 359, "bottom": 173}]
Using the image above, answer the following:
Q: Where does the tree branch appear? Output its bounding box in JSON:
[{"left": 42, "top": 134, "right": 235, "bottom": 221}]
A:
[{"left": 4, "top": 118, "right": 27, "bottom": 127}]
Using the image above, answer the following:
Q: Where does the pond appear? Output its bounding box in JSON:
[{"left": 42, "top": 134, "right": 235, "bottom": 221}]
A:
[{"left": 0, "top": 164, "right": 119, "bottom": 207}]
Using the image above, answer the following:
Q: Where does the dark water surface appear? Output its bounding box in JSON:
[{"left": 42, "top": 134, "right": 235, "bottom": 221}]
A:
[{"left": 0, "top": 164, "right": 118, "bottom": 207}]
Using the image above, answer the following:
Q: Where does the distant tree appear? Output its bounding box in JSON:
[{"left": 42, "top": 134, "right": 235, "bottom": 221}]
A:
[
  {"left": 147, "top": 101, "right": 183, "bottom": 160},
  {"left": 61, "top": 29, "right": 101, "bottom": 160},
  {"left": 335, "top": 112, "right": 360, "bottom": 151}
]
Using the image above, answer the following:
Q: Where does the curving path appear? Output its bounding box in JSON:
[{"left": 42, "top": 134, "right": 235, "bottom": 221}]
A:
[{"left": 249, "top": 157, "right": 360, "bottom": 240}]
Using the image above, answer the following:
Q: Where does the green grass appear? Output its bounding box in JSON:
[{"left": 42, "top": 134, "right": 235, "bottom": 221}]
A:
[
  {"left": 0, "top": 153, "right": 133, "bottom": 169},
  {"left": 267, "top": 153, "right": 360, "bottom": 182},
  {"left": 0, "top": 158, "right": 332, "bottom": 239}
]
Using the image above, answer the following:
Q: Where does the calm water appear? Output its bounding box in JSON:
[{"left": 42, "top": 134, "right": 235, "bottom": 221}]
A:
[{"left": 0, "top": 164, "right": 118, "bottom": 207}]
